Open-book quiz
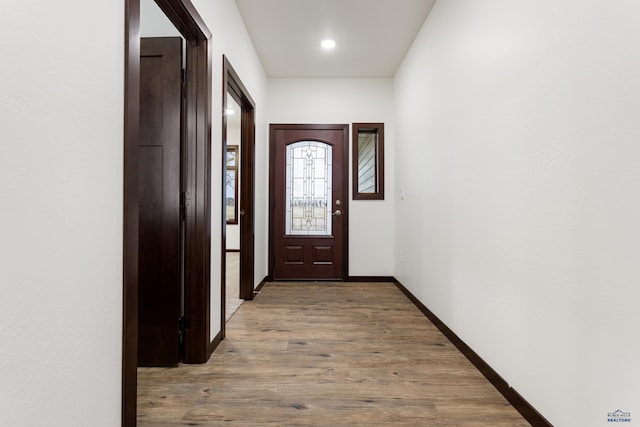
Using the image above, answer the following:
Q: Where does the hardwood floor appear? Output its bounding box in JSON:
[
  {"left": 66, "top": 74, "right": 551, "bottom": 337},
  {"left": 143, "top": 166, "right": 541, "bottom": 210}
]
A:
[{"left": 137, "top": 282, "right": 530, "bottom": 426}]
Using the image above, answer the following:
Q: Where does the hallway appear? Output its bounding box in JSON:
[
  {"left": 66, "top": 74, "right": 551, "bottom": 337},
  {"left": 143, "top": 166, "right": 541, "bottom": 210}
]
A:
[{"left": 137, "top": 282, "right": 528, "bottom": 426}]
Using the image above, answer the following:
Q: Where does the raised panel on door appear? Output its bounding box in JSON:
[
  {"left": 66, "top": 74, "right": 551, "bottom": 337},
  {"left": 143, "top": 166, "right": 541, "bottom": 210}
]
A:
[{"left": 138, "top": 37, "right": 182, "bottom": 367}]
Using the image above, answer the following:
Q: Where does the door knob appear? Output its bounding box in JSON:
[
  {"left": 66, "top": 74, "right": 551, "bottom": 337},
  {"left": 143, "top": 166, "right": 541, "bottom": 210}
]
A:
[{"left": 332, "top": 209, "right": 342, "bottom": 216}]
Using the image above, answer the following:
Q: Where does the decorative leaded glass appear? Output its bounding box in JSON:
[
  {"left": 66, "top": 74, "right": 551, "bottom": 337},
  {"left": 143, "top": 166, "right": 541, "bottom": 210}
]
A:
[{"left": 285, "top": 140, "right": 332, "bottom": 236}]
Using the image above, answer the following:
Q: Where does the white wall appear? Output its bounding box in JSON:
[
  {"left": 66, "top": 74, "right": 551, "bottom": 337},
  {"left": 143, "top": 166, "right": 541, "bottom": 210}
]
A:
[
  {"left": 190, "top": 0, "right": 268, "bottom": 341},
  {"left": 141, "top": 0, "right": 181, "bottom": 37},
  {"left": 267, "top": 79, "right": 395, "bottom": 276},
  {"left": 394, "top": 1, "right": 640, "bottom": 426},
  {"left": 0, "top": 1, "right": 123, "bottom": 425}
]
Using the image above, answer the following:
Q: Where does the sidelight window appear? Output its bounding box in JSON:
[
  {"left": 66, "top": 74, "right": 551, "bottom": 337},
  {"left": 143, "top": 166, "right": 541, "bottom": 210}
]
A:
[{"left": 352, "top": 123, "right": 384, "bottom": 200}]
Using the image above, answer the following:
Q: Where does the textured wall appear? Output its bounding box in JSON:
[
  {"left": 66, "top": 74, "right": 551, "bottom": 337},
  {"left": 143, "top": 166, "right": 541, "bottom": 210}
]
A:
[
  {"left": 393, "top": 1, "right": 640, "bottom": 425},
  {"left": 0, "top": 1, "right": 124, "bottom": 425}
]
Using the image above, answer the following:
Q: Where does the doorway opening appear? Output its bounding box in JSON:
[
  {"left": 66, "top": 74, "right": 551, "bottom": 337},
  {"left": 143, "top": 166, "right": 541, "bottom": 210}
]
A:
[
  {"left": 224, "top": 95, "right": 242, "bottom": 320},
  {"left": 221, "top": 56, "right": 256, "bottom": 337},
  {"left": 123, "top": 0, "right": 212, "bottom": 425}
]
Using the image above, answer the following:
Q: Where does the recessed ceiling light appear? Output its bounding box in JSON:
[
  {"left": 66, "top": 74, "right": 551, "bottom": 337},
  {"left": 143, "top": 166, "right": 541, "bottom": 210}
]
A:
[{"left": 321, "top": 39, "right": 336, "bottom": 50}]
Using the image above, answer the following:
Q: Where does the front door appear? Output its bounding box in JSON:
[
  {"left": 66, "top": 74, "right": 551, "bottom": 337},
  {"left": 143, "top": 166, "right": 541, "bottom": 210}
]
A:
[
  {"left": 270, "top": 124, "right": 349, "bottom": 280},
  {"left": 138, "top": 37, "right": 182, "bottom": 366}
]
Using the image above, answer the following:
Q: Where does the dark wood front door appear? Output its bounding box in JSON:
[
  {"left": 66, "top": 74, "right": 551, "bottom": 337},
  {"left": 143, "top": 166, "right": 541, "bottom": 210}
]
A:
[
  {"left": 138, "top": 37, "right": 182, "bottom": 366},
  {"left": 270, "top": 124, "right": 349, "bottom": 280}
]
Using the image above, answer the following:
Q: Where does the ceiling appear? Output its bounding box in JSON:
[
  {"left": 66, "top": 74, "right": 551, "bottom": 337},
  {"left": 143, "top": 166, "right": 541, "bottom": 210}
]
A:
[{"left": 234, "top": 0, "right": 437, "bottom": 78}]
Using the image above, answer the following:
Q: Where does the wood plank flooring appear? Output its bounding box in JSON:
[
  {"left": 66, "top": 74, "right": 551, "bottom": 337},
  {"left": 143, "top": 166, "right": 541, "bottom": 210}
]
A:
[
  {"left": 137, "top": 282, "right": 530, "bottom": 426},
  {"left": 225, "top": 252, "right": 242, "bottom": 321}
]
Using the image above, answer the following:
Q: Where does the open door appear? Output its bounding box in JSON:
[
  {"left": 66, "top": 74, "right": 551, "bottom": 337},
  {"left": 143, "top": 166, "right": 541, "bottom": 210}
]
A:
[{"left": 138, "top": 37, "right": 182, "bottom": 367}]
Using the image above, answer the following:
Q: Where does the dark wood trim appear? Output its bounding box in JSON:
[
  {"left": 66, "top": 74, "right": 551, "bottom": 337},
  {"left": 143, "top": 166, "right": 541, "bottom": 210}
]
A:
[
  {"left": 124, "top": 0, "right": 212, "bottom": 424},
  {"left": 222, "top": 56, "right": 257, "bottom": 345},
  {"left": 393, "top": 279, "right": 552, "bottom": 427},
  {"left": 153, "top": 0, "right": 211, "bottom": 41},
  {"left": 254, "top": 276, "right": 269, "bottom": 293},
  {"left": 122, "top": 1, "right": 140, "bottom": 425},
  {"left": 267, "top": 125, "right": 274, "bottom": 280},
  {"left": 268, "top": 124, "right": 350, "bottom": 281},
  {"left": 226, "top": 249, "right": 241, "bottom": 253},
  {"left": 182, "top": 31, "right": 213, "bottom": 364},
  {"left": 224, "top": 56, "right": 256, "bottom": 107},
  {"left": 239, "top": 99, "right": 256, "bottom": 296},
  {"left": 352, "top": 123, "right": 385, "bottom": 200},
  {"left": 340, "top": 127, "right": 350, "bottom": 280},
  {"left": 509, "top": 386, "right": 553, "bottom": 426},
  {"left": 347, "top": 276, "right": 395, "bottom": 282}
]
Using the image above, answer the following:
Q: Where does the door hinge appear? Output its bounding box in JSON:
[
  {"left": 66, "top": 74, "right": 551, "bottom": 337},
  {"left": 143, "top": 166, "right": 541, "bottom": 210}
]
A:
[
  {"left": 180, "top": 191, "right": 191, "bottom": 219},
  {"left": 178, "top": 316, "right": 190, "bottom": 335},
  {"left": 178, "top": 315, "right": 189, "bottom": 361},
  {"left": 181, "top": 68, "right": 191, "bottom": 84}
]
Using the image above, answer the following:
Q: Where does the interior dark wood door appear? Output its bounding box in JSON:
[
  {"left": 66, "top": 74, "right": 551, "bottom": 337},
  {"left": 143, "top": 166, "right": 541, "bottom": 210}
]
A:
[
  {"left": 138, "top": 37, "right": 182, "bottom": 367},
  {"left": 270, "top": 124, "right": 349, "bottom": 280}
]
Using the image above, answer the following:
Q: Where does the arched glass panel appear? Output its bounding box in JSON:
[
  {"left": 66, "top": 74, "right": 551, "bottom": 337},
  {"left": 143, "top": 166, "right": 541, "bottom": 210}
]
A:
[{"left": 285, "top": 140, "right": 333, "bottom": 236}]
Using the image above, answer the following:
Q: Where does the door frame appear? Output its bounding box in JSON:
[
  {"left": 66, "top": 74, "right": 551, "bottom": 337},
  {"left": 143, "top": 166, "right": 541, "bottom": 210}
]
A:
[
  {"left": 268, "top": 124, "right": 350, "bottom": 281},
  {"left": 221, "top": 56, "right": 256, "bottom": 338},
  {"left": 124, "top": 0, "right": 212, "bottom": 425}
]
